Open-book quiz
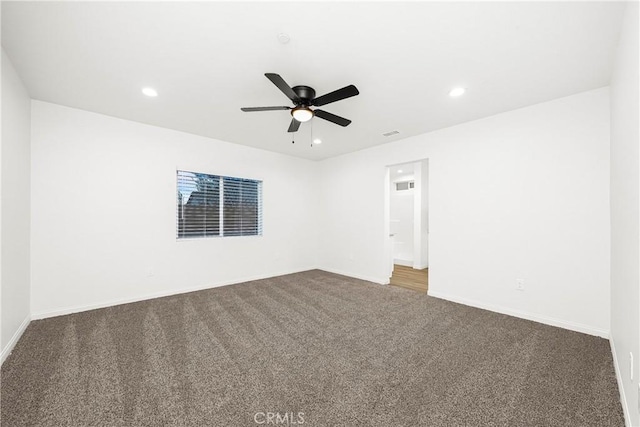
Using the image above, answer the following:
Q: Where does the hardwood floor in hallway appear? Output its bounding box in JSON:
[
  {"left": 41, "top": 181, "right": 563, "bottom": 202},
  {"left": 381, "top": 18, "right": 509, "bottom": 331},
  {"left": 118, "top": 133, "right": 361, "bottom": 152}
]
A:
[{"left": 390, "top": 264, "right": 428, "bottom": 293}]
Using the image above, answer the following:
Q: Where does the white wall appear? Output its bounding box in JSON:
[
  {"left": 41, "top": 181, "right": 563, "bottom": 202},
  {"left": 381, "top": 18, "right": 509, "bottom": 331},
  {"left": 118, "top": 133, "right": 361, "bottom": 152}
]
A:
[
  {"left": 319, "top": 87, "right": 611, "bottom": 336},
  {"left": 413, "top": 160, "right": 429, "bottom": 270},
  {"left": 610, "top": 2, "right": 640, "bottom": 425},
  {"left": 1, "top": 50, "right": 31, "bottom": 360},
  {"left": 30, "top": 101, "right": 319, "bottom": 317}
]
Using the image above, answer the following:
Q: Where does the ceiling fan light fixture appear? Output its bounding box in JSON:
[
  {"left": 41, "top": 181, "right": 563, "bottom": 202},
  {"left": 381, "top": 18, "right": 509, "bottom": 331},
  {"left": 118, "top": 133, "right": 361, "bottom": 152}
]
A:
[{"left": 291, "top": 106, "right": 314, "bottom": 122}]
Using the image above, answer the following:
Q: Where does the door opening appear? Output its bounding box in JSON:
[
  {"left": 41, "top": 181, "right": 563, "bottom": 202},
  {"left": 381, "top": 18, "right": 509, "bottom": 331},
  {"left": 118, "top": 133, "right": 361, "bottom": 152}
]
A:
[{"left": 385, "top": 160, "right": 429, "bottom": 292}]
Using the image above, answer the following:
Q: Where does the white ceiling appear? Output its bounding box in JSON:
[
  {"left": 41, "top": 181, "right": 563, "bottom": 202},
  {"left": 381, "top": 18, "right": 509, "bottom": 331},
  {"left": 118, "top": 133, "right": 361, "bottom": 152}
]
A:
[{"left": 2, "top": 1, "right": 625, "bottom": 161}]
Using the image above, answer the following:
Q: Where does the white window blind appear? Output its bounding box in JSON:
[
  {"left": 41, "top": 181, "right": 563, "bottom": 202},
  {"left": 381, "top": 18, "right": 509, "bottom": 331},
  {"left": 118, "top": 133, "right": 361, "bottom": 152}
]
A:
[{"left": 176, "top": 170, "right": 262, "bottom": 239}]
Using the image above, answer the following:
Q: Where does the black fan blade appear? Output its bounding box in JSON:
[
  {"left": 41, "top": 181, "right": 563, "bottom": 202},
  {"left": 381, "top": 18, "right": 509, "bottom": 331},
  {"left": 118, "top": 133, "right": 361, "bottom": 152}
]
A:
[
  {"left": 312, "top": 85, "right": 359, "bottom": 107},
  {"left": 241, "top": 106, "right": 290, "bottom": 112},
  {"left": 315, "top": 109, "right": 352, "bottom": 127},
  {"left": 288, "top": 118, "right": 301, "bottom": 133},
  {"left": 265, "top": 73, "right": 300, "bottom": 102}
]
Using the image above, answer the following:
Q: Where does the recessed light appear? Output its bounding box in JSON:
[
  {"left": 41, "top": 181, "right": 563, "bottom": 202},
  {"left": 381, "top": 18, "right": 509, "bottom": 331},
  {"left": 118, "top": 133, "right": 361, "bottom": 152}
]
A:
[
  {"left": 449, "top": 87, "right": 465, "bottom": 97},
  {"left": 142, "top": 87, "right": 158, "bottom": 97},
  {"left": 313, "top": 138, "right": 322, "bottom": 144},
  {"left": 397, "top": 169, "right": 403, "bottom": 173}
]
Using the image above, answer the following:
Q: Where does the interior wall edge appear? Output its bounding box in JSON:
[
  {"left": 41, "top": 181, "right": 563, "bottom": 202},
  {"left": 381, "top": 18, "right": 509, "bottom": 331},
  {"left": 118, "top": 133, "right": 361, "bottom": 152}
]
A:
[
  {"left": 1, "top": 47, "right": 32, "bottom": 357},
  {"left": 610, "top": 337, "right": 632, "bottom": 427}
]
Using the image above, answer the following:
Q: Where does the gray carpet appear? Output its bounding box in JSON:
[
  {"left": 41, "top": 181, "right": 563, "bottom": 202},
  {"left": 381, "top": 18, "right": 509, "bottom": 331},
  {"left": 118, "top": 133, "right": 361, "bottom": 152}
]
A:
[{"left": 1, "top": 270, "right": 624, "bottom": 426}]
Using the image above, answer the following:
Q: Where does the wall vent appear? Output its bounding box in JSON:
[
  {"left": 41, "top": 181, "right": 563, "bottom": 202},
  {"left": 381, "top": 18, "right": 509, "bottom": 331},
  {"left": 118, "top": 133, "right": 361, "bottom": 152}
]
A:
[
  {"left": 395, "top": 181, "right": 415, "bottom": 191},
  {"left": 383, "top": 130, "right": 400, "bottom": 137}
]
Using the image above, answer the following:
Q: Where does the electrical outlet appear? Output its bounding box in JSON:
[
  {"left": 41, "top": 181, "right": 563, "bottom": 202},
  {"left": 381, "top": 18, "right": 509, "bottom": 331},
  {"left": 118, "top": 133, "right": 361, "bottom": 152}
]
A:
[
  {"left": 630, "top": 352, "right": 634, "bottom": 381},
  {"left": 516, "top": 279, "right": 525, "bottom": 291}
]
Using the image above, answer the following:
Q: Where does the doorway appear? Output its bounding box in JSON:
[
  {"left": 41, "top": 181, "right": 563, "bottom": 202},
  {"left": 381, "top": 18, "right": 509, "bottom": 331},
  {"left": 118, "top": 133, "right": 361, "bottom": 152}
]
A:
[{"left": 385, "top": 160, "right": 429, "bottom": 292}]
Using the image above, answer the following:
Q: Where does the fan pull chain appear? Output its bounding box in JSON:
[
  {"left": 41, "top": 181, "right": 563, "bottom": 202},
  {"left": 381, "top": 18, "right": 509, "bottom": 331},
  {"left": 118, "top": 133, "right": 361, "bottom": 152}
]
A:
[{"left": 310, "top": 119, "right": 313, "bottom": 148}]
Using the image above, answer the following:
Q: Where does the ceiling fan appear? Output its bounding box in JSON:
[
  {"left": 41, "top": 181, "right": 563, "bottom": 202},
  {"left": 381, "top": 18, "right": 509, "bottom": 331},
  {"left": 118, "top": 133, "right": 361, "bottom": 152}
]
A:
[{"left": 241, "top": 73, "right": 359, "bottom": 133}]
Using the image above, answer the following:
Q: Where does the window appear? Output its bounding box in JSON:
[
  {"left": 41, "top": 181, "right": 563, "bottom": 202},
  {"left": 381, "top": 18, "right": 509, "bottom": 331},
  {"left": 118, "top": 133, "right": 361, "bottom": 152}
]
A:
[{"left": 176, "top": 170, "right": 262, "bottom": 238}]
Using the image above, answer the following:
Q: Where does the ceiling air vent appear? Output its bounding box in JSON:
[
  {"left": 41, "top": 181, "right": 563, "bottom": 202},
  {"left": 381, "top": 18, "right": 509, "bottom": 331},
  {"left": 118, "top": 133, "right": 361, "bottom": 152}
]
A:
[{"left": 383, "top": 130, "right": 400, "bottom": 137}]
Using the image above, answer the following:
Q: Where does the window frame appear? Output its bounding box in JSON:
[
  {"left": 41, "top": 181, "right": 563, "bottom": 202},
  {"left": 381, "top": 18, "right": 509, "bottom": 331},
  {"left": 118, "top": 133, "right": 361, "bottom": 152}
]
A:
[{"left": 176, "top": 169, "right": 263, "bottom": 240}]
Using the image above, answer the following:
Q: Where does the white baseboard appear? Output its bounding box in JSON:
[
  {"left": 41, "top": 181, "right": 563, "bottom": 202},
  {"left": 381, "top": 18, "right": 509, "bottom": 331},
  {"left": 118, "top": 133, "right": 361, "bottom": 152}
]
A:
[
  {"left": 1, "top": 314, "right": 31, "bottom": 365},
  {"left": 610, "top": 338, "right": 633, "bottom": 427},
  {"left": 427, "top": 289, "right": 609, "bottom": 338},
  {"left": 392, "top": 260, "right": 428, "bottom": 270},
  {"left": 319, "top": 268, "right": 389, "bottom": 285},
  {"left": 31, "top": 267, "right": 318, "bottom": 320}
]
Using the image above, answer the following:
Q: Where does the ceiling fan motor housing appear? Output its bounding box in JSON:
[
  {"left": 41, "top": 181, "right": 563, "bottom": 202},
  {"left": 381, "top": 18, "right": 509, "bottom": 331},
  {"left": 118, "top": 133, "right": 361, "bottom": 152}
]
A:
[{"left": 292, "top": 85, "right": 316, "bottom": 105}]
